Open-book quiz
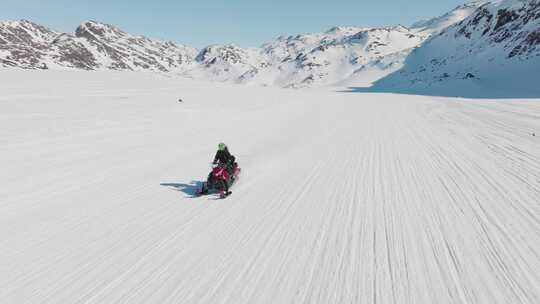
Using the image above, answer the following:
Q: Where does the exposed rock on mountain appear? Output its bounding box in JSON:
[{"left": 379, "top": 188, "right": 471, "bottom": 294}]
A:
[{"left": 0, "top": 20, "right": 197, "bottom": 72}]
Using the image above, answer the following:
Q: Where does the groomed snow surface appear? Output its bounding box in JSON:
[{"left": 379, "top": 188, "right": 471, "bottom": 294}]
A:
[{"left": 1, "top": 70, "right": 539, "bottom": 304}]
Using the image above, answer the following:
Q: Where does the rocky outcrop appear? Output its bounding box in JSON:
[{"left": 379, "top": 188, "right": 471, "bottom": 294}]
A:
[{"left": 0, "top": 20, "right": 197, "bottom": 71}]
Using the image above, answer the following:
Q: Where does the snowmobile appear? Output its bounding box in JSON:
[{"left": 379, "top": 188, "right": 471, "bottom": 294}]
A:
[{"left": 197, "top": 162, "right": 241, "bottom": 198}]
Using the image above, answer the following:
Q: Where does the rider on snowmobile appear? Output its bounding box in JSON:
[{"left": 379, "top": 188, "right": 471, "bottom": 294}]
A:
[
  {"left": 213, "top": 143, "right": 235, "bottom": 176},
  {"left": 198, "top": 143, "right": 238, "bottom": 197}
]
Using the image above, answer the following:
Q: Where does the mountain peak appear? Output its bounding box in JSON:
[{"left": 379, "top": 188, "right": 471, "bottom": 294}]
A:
[
  {"left": 195, "top": 44, "right": 247, "bottom": 64},
  {"left": 388, "top": 24, "right": 409, "bottom": 32},
  {"left": 325, "top": 26, "right": 365, "bottom": 35},
  {"left": 0, "top": 19, "right": 51, "bottom": 31},
  {"left": 411, "top": 1, "right": 485, "bottom": 35},
  {"left": 75, "top": 20, "right": 123, "bottom": 39}
]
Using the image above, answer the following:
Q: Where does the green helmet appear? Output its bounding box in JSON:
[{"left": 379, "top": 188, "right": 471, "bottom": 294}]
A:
[{"left": 218, "top": 143, "right": 226, "bottom": 151}]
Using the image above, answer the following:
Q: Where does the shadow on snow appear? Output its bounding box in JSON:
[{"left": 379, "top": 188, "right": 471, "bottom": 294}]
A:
[
  {"left": 160, "top": 181, "right": 203, "bottom": 197},
  {"left": 337, "top": 85, "right": 540, "bottom": 100}
]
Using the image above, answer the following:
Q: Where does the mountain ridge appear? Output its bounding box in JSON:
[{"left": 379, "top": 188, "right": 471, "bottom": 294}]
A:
[{"left": 2, "top": 0, "right": 537, "bottom": 91}]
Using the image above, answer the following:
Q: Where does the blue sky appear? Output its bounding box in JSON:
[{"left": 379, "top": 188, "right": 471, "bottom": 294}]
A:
[{"left": 2, "top": 0, "right": 467, "bottom": 48}]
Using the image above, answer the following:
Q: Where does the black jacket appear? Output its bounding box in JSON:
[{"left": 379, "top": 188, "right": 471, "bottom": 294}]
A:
[{"left": 213, "top": 147, "right": 234, "bottom": 164}]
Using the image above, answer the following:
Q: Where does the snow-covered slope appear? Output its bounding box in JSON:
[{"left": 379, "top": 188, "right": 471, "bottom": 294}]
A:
[
  {"left": 249, "top": 26, "right": 424, "bottom": 88},
  {"left": 185, "top": 44, "right": 267, "bottom": 82},
  {"left": 411, "top": 1, "right": 487, "bottom": 36},
  {"left": 0, "top": 20, "right": 198, "bottom": 71},
  {"left": 180, "top": 26, "right": 425, "bottom": 88},
  {"left": 0, "top": 20, "right": 59, "bottom": 68},
  {"left": 373, "top": 0, "right": 540, "bottom": 97},
  {"left": 2, "top": 70, "right": 539, "bottom": 303}
]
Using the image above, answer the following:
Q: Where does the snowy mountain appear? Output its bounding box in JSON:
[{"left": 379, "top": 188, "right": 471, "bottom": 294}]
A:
[
  {"left": 247, "top": 26, "right": 424, "bottom": 88},
  {"left": 174, "top": 25, "right": 425, "bottom": 88},
  {"left": 0, "top": 20, "right": 59, "bottom": 69},
  {"left": 0, "top": 20, "right": 197, "bottom": 72},
  {"left": 180, "top": 1, "right": 489, "bottom": 88},
  {"left": 373, "top": 0, "right": 540, "bottom": 97},
  {"left": 3, "top": 1, "right": 534, "bottom": 91}
]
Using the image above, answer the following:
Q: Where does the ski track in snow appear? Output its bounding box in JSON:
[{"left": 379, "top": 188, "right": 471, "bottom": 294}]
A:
[{"left": 1, "top": 70, "right": 539, "bottom": 303}]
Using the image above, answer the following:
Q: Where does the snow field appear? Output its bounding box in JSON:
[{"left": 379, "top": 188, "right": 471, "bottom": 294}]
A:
[{"left": 1, "top": 70, "right": 539, "bottom": 303}]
